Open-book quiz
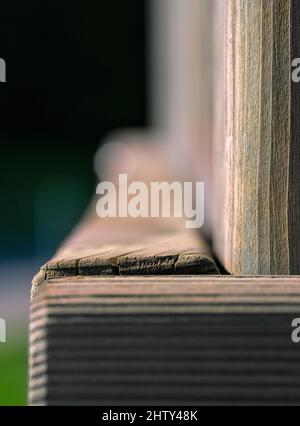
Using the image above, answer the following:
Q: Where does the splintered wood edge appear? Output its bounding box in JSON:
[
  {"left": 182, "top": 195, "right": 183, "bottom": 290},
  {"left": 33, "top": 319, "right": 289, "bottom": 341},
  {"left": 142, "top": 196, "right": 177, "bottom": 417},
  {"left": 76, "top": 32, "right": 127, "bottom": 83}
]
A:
[{"left": 31, "top": 251, "right": 219, "bottom": 298}]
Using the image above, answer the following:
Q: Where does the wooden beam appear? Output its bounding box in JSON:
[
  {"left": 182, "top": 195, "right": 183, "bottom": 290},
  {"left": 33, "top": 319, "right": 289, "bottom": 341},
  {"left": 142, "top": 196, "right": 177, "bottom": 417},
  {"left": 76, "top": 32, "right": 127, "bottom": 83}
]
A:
[
  {"left": 32, "top": 213, "right": 219, "bottom": 297},
  {"left": 30, "top": 275, "right": 300, "bottom": 405}
]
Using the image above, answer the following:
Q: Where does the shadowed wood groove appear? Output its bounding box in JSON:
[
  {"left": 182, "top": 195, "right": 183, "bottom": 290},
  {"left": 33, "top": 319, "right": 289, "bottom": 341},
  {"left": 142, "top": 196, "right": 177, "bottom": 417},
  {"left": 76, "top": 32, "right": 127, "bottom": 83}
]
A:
[{"left": 29, "top": 276, "right": 300, "bottom": 405}]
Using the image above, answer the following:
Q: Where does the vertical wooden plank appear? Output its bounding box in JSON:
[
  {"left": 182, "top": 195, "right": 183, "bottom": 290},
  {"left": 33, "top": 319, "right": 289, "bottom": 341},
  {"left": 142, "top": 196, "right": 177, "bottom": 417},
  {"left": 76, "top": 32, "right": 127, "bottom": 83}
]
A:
[
  {"left": 258, "top": 0, "right": 273, "bottom": 275},
  {"left": 242, "top": 0, "right": 262, "bottom": 274},
  {"left": 289, "top": 0, "right": 300, "bottom": 274},
  {"left": 270, "top": 0, "right": 291, "bottom": 274},
  {"left": 214, "top": 0, "right": 299, "bottom": 275}
]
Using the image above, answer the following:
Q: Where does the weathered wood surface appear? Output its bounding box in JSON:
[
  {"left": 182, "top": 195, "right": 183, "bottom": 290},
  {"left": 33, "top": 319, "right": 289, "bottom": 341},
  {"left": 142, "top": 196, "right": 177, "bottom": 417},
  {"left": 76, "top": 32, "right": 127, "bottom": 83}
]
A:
[
  {"left": 30, "top": 275, "right": 300, "bottom": 405},
  {"left": 32, "top": 215, "right": 219, "bottom": 297},
  {"left": 213, "top": 0, "right": 300, "bottom": 275},
  {"left": 32, "top": 275, "right": 300, "bottom": 312}
]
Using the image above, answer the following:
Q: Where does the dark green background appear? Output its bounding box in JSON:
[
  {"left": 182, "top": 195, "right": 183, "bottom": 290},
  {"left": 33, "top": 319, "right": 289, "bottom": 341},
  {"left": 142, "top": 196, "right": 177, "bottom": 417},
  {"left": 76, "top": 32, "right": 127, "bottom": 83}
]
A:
[
  {"left": 0, "top": 0, "right": 147, "bottom": 405},
  {"left": 0, "top": 0, "right": 147, "bottom": 259}
]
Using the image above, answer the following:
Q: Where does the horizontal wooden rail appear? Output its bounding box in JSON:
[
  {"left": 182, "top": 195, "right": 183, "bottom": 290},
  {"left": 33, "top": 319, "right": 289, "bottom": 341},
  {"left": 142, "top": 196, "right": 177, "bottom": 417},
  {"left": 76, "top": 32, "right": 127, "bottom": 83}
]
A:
[{"left": 30, "top": 275, "right": 300, "bottom": 405}]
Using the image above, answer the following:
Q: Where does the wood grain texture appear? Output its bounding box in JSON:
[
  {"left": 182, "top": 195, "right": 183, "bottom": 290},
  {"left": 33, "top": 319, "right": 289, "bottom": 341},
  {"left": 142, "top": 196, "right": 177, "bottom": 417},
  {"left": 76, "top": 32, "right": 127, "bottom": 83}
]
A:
[
  {"left": 32, "top": 215, "right": 219, "bottom": 297},
  {"left": 213, "top": 0, "right": 300, "bottom": 275},
  {"left": 29, "top": 275, "right": 300, "bottom": 405}
]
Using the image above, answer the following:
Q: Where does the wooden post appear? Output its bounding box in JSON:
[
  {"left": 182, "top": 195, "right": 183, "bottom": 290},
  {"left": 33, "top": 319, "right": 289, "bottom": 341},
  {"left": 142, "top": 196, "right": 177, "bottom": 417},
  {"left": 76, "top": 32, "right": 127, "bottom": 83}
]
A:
[{"left": 213, "top": 0, "right": 300, "bottom": 275}]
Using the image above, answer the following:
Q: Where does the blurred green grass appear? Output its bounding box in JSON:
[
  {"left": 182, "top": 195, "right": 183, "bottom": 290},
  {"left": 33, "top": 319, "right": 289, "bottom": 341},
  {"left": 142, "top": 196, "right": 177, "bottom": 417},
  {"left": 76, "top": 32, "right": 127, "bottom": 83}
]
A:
[{"left": 0, "top": 333, "right": 27, "bottom": 405}]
